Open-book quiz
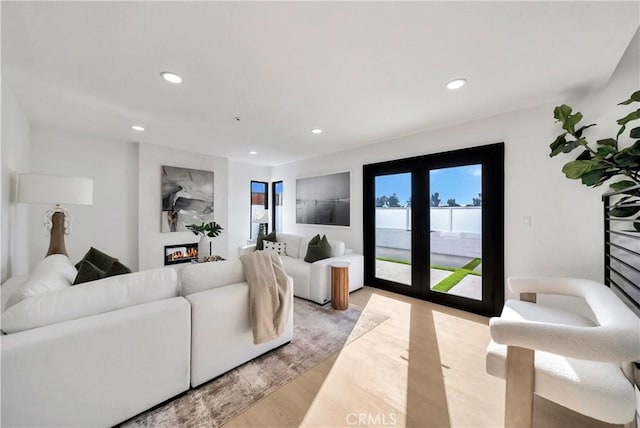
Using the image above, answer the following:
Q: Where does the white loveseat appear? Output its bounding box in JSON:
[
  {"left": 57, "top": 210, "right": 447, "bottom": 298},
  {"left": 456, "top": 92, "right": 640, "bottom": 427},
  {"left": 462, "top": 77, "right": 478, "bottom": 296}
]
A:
[
  {"left": 240, "top": 233, "right": 364, "bottom": 304},
  {"left": 0, "top": 255, "right": 293, "bottom": 427}
]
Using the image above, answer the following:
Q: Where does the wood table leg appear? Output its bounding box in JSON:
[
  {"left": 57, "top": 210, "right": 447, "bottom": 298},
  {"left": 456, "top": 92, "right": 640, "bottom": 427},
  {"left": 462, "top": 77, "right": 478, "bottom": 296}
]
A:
[{"left": 505, "top": 345, "right": 535, "bottom": 428}]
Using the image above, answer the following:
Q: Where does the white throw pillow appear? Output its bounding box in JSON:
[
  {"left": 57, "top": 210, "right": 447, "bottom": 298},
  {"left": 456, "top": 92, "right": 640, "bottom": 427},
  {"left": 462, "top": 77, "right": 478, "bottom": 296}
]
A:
[
  {"left": 1, "top": 267, "right": 178, "bottom": 334},
  {"left": 6, "top": 254, "right": 77, "bottom": 308},
  {"left": 263, "top": 241, "right": 286, "bottom": 255}
]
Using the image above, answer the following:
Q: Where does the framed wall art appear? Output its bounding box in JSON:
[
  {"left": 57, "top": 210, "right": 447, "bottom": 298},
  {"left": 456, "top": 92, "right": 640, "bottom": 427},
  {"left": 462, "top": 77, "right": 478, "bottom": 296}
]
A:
[
  {"left": 161, "top": 165, "right": 214, "bottom": 232},
  {"left": 296, "top": 171, "right": 350, "bottom": 226}
]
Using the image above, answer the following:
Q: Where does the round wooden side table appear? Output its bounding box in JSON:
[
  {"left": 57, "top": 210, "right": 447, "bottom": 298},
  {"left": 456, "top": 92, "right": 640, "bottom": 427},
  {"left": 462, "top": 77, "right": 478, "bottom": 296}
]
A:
[{"left": 330, "top": 262, "right": 350, "bottom": 310}]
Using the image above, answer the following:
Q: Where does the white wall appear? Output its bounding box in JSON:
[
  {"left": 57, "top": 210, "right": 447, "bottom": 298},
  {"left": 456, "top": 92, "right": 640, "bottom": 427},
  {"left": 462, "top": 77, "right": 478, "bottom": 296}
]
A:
[
  {"left": 137, "top": 144, "right": 228, "bottom": 270},
  {"left": 272, "top": 30, "right": 639, "bottom": 301},
  {"left": 29, "top": 127, "right": 138, "bottom": 270},
  {"left": 228, "top": 160, "right": 271, "bottom": 253},
  {"left": 1, "top": 80, "right": 31, "bottom": 281}
]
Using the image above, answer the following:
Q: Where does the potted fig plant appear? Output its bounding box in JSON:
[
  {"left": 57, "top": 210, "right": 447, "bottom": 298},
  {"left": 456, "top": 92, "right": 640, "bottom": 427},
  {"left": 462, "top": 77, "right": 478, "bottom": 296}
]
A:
[
  {"left": 549, "top": 89, "right": 640, "bottom": 230},
  {"left": 186, "top": 221, "right": 224, "bottom": 262}
]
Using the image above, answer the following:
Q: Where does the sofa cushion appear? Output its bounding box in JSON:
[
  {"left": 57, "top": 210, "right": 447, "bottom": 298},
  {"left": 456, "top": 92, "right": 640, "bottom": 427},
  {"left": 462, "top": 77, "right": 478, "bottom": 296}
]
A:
[
  {"left": 304, "top": 235, "right": 332, "bottom": 263},
  {"left": 256, "top": 231, "right": 276, "bottom": 251},
  {"left": 1, "top": 267, "right": 178, "bottom": 334},
  {"left": 6, "top": 254, "right": 77, "bottom": 308},
  {"left": 263, "top": 241, "right": 286, "bottom": 255},
  {"left": 179, "top": 259, "right": 245, "bottom": 296},
  {"left": 276, "top": 233, "right": 302, "bottom": 258},
  {"left": 328, "top": 240, "right": 346, "bottom": 257}
]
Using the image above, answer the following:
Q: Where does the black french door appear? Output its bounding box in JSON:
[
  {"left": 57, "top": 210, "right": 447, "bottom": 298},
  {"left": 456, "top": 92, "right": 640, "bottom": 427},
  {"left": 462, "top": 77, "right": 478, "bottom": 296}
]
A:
[{"left": 363, "top": 143, "right": 504, "bottom": 316}]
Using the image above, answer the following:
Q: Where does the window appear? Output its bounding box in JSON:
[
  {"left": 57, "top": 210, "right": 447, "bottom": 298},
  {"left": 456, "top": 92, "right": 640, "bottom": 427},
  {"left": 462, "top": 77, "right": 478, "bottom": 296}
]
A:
[
  {"left": 272, "top": 181, "right": 283, "bottom": 232},
  {"left": 250, "top": 181, "right": 268, "bottom": 240}
]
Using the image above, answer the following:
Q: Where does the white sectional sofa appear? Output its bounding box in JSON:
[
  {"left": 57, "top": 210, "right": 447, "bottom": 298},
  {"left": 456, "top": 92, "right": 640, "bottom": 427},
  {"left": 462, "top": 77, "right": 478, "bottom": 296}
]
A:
[
  {"left": 241, "top": 233, "right": 364, "bottom": 304},
  {"left": 0, "top": 255, "right": 293, "bottom": 427}
]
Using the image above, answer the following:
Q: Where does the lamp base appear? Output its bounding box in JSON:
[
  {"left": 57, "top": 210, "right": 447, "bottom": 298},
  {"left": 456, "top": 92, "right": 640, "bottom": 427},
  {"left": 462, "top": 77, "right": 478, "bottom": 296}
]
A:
[{"left": 46, "top": 212, "right": 68, "bottom": 256}]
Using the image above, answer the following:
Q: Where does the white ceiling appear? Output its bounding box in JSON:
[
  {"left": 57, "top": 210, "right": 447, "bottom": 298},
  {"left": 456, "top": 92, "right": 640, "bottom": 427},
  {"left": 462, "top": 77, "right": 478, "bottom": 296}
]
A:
[{"left": 2, "top": 1, "right": 638, "bottom": 166}]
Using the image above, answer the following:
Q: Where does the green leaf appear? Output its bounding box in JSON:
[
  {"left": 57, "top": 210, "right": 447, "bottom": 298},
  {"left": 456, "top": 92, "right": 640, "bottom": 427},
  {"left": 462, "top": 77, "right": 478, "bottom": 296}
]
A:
[
  {"left": 610, "top": 180, "right": 637, "bottom": 191},
  {"left": 562, "top": 140, "right": 583, "bottom": 153},
  {"left": 618, "top": 90, "right": 640, "bottom": 105},
  {"left": 562, "top": 112, "right": 583, "bottom": 134},
  {"left": 628, "top": 140, "right": 640, "bottom": 156},
  {"left": 562, "top": 160, "right": 594, "bottom": 179},
  {"left": 595, "top": 146, "right": 616, "bottom": 158},
  {"left": 574, "top": 123, "right": 596, "bottom": 138},
  {"left": 597, "top": 138, "right": 617, "bottom": 147},
  {"left": 549, "top": 133, "right": 567, "bottom": 157},
  {"left": 617, "top": 109, "right": 640, "bottom": 126},
  {"left": 630, "top": 127, "right": 640, "bottom": 139},
  {"left": 553, "top": 104, "right": 572, "bottom": 123},
  {"left": 580, "top": 168, "right": 606, "bottom": 186}
]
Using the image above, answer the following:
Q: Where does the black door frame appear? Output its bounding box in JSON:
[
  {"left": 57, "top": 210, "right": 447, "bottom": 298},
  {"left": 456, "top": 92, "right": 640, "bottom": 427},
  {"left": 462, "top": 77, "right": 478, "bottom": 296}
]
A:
[{"left": 363, "top": 143, "right": 504, "bottom": 316}]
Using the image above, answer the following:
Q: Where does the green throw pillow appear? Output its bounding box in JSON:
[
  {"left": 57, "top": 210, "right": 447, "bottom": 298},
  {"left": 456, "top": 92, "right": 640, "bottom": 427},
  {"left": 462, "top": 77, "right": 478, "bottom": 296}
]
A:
[
  {"left": 256, "top": 231, "right": 276, "bottom": 251},
  {"left": 75, "top": 247, "right": 116, "bottom": 271},
  {"left": 73, "top": 247, "right": 132, "bottom": 285},
  {"left": 304, "top": 235, "right": 332, "bottom": 263},
  {"left": 73, "top": 260, "right": 106, "bottom": 285}
]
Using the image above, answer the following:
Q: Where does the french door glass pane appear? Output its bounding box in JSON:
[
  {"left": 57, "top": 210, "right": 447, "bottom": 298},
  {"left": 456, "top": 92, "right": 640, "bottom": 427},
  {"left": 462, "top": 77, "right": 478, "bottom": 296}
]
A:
[
  {"left": 374, "top": 172, "right": 412, "bottom": 286},
  {"left": 429, "top": 165, "right": 482, "bottom": 300}
]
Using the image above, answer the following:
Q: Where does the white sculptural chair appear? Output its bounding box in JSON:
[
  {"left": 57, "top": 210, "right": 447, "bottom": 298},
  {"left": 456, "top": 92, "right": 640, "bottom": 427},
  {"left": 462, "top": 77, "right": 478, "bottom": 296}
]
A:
[{"left": 486, "top": 277, "right": 640, "bottom": 427}]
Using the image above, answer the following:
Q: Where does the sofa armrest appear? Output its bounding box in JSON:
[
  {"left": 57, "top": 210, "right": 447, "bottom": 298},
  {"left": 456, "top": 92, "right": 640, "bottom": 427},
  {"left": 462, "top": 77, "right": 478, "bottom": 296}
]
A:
[
  {"left": 238, "top": 244, "right": 256, "bottom": 256},
  {"left": 309, "top": 254, "right": 364, "bottom": 304}
]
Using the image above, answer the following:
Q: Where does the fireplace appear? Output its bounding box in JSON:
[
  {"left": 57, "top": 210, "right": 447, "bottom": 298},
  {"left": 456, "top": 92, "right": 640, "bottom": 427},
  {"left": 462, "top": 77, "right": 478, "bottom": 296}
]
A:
[{"left": 164, "top": 243, "right": 198, "bottom": 265}]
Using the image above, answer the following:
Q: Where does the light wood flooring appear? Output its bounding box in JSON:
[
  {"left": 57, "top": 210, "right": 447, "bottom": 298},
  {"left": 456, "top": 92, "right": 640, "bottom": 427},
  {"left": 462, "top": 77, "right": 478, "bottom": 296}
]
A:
[{"left": 227, "top": 286, "right": 620, "bottom": 428}]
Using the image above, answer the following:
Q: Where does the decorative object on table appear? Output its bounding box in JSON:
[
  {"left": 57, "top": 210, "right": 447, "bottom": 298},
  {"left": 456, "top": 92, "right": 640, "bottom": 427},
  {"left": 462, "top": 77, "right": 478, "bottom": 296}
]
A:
[
  {"left": 16, "top": 174, "right": 93, "bottom": 257},
  {"left": 186, "top": 221, "right": 223, "bottom": 262},
  {"left": 296, "top": 171, "right": 350, "bottom": 226},
  {"left": 252, "top": 208, "right": 270, "bottom": 236},
  {"left": 161, "top": 165, "right": 214, "bottom": 233},
  {"left": 330, "top": 261, "right": 350, "bottom": 310},
  {"left": 201, "top": 255, "right": 225, "bottom": 263},
  {"left": 549, "top": 89, "right": 640, "bottom": 230}
]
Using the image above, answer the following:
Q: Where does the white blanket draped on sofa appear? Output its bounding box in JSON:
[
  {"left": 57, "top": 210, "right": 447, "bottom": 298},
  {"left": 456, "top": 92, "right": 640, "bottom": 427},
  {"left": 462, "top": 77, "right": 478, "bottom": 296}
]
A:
[{"left": 240, "top": 250, "right": 292, "bottom": 344}]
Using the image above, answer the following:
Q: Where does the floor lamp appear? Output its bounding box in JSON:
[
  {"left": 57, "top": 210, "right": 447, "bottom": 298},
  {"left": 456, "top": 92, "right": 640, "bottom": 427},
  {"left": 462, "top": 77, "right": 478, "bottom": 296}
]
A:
[{"left": 17, "top": 174, "right": 93, "bottom": 257}]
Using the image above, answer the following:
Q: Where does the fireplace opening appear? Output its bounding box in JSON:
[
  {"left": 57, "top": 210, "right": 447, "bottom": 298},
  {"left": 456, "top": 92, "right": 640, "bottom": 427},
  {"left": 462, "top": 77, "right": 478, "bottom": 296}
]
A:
[{"left": 164, "top": 243, "right": 198, "bottom": 265}]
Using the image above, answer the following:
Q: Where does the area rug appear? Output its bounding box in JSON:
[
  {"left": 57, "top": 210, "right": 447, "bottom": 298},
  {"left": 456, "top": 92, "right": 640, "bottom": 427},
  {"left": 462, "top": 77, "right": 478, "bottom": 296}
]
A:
[{"left": 119, "top": 298, "right": 388, "bottom": 428}]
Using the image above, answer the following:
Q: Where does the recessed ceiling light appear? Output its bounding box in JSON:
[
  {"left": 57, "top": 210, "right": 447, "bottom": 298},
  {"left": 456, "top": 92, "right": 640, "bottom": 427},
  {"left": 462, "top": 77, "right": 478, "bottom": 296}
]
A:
[
  {"left": 249, "top": 151, "right": 258, "bottom": 155},
  {"left": 311, "top": 129, "right": 323, "bottom": 134},
  {"left": 446, "top": 79, "right": 466, "bottom": 90},
  {"left": 160, "top": 72, "right": 182, "bottom": 84},
  {"left": 131, "top": 125, "right": 145, "bottom": 131}
]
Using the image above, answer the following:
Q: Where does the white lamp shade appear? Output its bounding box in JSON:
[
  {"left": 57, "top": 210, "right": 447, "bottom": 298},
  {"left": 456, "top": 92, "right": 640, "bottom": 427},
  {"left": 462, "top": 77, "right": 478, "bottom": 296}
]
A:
[
  {"left": 252, "top": 209, "right": 270, "bottom": 223},
  {"left": 17, "top": 174, "right": 93, "bottom": 206}
]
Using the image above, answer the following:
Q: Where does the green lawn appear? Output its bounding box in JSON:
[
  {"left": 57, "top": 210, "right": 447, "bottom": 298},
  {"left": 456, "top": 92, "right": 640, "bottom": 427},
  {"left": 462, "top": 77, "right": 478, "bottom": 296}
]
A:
[{"left": 376, "top": 256, "right": 482, "bottom": 292}]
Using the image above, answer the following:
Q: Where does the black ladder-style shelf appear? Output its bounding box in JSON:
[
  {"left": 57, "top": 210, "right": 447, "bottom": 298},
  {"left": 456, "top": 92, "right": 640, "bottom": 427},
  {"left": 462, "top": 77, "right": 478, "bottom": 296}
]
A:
[{"left": 603, "top": 184, "right": 640, "bottom": 316}]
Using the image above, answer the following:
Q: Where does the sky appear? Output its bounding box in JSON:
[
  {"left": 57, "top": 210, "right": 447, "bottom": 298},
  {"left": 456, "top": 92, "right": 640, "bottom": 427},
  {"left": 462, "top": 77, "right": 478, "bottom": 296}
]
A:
[{"left": 375, "top": 164, "right": 482, "bottom": 206}]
